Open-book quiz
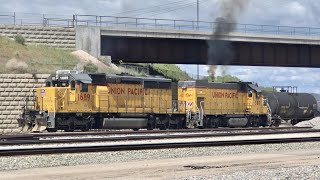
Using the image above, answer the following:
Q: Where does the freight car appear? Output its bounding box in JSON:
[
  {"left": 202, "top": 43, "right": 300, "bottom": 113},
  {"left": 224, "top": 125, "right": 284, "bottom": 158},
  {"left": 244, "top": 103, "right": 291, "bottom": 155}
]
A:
[
  {"left": 17, "top": 70, "right": 270, "bottom": 132},
  {"left": 262, "top": 86, "right": 320, "bottom": 126}
]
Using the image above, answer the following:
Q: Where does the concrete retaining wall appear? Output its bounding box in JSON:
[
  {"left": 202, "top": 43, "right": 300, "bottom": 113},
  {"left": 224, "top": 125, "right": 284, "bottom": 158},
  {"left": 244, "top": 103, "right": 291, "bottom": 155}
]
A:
[
  {"left": 76, "top": 26, "right": 101, "bottom": 57},
  {"left": 0, "top": 25, "right": 76, "bottom": 49},
  {"left": 0, "top": 74, "right": 49, "bottom": 134}
]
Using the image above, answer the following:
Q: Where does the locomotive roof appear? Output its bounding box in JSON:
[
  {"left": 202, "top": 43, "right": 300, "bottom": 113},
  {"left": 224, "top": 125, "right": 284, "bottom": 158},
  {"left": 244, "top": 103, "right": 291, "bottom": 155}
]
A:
[
  {"left": 178, "top": 80, "right": 262, "bottom": 92},
  {"left": 47, "top": 71, "right": 171, "bottom": 85},
  {"left": 105, "top": 74, "right": 171, "bottom": 81},
  {"left": 70, "top": 73, "right": 92, "bottom": 84},
  {"left": 46, "top": 73, "right": 92, "bottom": 84}
]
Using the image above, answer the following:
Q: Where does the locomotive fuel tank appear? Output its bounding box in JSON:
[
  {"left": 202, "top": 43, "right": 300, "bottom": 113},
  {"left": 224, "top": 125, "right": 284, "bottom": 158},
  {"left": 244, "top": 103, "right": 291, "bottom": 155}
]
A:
[
  {"left": 102, "top": 113, "right": 148, "bottom": 129},
  {"left": 228, "top": 118, "right": 248, "bottom": 127},
  {"left": 262, "top": 92, "right": 317, "bottom": 120},
  {"left": 103, "top": 118, "right": 148, "bottom": 129}
]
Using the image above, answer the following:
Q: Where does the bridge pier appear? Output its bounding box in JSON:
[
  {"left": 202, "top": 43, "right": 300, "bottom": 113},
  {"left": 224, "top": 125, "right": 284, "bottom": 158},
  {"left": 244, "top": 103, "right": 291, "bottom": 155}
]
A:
[{"left": 76, "top": 26, "right": 101, "bottom": 57}]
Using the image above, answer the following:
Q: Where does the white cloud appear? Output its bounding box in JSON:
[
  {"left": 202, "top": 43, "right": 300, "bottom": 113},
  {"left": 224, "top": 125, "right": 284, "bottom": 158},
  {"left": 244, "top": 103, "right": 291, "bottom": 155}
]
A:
[
  {"left": 287, "top": 2, "right": 307, "bottom": 16},
  {"left": 178, "top": 64, "right": 320, "bottom": 93}
]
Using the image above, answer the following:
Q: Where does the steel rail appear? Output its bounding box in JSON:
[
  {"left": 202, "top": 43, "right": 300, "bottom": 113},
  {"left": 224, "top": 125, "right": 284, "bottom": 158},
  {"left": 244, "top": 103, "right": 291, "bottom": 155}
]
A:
[
  {"left": 1, "top": 128, "right": 320, "bottom": 145},
  {"left": 2, "top": 136, "right": 320, "bottom": 156},
  {"left": 28, "top": 127, "right": 312, "bottom": 138}
]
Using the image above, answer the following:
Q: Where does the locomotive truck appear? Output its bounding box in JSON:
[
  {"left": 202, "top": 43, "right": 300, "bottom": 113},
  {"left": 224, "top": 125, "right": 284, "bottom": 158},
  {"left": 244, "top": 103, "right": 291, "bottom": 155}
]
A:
[{"left": 18, "top": 70, "right": 270, "bottom": 132}]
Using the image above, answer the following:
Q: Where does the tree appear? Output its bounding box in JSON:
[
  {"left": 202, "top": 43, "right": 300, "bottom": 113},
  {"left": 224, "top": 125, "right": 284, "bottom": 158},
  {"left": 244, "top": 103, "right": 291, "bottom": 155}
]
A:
[
  {"left": 211, "top": 75, "right": 241, "bottom": 83},
  {"left": 84, "top": 62, "right": 98, "bottom": 73}
]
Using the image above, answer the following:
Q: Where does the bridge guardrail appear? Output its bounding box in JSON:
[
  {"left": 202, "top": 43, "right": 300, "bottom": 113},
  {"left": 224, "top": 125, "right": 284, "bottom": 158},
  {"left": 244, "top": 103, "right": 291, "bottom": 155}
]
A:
[{"left": 0, "top": 12, "right": 320, "bottom": 36}]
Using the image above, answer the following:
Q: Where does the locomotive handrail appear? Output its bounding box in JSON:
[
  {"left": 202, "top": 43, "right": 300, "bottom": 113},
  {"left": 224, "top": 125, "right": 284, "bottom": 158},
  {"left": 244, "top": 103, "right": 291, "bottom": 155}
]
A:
[
  {"left": 46, "top": 98, "right": 49, "bottom": 112},
  {"left": 200, "top": 101, "right": 205, "bottom": 124}
]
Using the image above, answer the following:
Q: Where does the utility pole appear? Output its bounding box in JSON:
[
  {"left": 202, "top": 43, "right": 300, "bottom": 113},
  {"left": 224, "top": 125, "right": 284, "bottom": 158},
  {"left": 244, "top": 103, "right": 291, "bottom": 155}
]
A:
[
  {"left": 197, "top": 0, "right": 200, "bottom": 80},
  {"left": 197, "top": 0, "right": 199, "bottom": 30}
]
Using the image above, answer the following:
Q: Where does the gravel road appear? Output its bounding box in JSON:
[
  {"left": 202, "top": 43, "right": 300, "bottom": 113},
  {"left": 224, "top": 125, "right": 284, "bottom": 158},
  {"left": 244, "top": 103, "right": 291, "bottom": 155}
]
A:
[{"left": 2, "top": 145, "right": 320, "bottom": 180}]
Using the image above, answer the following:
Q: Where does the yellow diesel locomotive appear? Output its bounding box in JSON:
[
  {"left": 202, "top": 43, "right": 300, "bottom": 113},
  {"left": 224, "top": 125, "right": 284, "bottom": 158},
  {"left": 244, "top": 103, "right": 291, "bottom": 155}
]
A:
[
  {"left": 18, "top": 70, "right": 270, "bottom": 132},
  {"left": 178, "top": 80, "right": 270, "bottom": 128}
]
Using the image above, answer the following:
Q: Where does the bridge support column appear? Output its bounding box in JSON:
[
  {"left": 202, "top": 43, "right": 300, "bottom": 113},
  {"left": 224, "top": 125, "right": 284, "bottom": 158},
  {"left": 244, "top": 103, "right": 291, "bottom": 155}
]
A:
[{"left": 76, "top": 26, "right": 101, "bottom": 57}]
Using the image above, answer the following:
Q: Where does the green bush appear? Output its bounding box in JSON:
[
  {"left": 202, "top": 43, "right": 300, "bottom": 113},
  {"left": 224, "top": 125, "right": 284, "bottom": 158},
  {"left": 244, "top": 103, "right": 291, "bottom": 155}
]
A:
[
  {"left": 14, "top": 35, "right": 25, "bottom": 45},
  {"left": 151, "top": 64, "right": 190, "bottom": 82},
  {"left": 84, "top": 62, "right": 98, "bottom": 73},
  {"left": 99, "top": 56, "right": 111, "bottom": 65}
]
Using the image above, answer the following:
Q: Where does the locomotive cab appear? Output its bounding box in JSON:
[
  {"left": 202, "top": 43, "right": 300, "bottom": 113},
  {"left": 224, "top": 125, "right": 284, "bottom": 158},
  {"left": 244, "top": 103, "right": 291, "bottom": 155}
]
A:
[{"left": 18, "top": 70, "right": 97, "bottom": 132}]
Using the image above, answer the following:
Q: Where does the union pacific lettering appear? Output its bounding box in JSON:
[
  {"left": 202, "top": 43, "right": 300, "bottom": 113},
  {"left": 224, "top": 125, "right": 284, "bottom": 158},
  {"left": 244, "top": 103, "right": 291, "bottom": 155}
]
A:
[
  {"left": 212, "top": 92, "right": 238, "bottom": 99},
  {"left": 109, "top": 87, "right": 148, "bottom": 95}
]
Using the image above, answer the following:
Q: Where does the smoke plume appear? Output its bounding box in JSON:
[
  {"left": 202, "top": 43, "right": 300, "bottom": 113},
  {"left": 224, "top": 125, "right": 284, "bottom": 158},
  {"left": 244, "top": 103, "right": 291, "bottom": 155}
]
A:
[{"left": 207, "top": 0, "right": 250, "bottom": 80}]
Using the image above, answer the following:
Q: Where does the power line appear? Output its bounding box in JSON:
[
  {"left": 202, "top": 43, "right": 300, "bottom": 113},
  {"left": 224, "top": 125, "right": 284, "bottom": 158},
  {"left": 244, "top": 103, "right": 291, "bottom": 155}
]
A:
[
  {"left": 138, "top": 0, "right": 210, "bottom": 18},
  {"left": 113, "top": 0, "right": 194, "bottom": 16},
  {"left": 130, "top": 1, "right": 198, "bottom": 17}
]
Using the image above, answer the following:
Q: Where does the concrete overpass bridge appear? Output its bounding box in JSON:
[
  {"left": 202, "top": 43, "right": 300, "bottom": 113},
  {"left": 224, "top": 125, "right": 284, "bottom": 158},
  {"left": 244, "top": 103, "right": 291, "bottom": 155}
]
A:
[
  {"left": 1, "top": 12, "right": 320, "bottom": 67},
  {"left": 93, "top": 27, "right": 320, "bottom": 67},
  {"left": 72, "top": 15, "right": 320, "bottom": 68}
]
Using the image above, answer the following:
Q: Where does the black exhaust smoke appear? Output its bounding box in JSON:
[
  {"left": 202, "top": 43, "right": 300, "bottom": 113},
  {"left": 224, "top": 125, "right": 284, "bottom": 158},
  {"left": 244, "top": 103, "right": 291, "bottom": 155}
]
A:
[{"left": 207, "top": 0, "right": 250, "bottom": 80}]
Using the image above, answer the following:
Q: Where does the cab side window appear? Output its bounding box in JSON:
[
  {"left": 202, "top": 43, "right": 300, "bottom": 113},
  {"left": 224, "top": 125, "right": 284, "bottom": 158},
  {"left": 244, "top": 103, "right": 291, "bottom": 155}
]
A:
[
  {"left": 263, "top": 99, "right": 267, "bottom": 106},
  {"left": 45, "top": 81, "right": 51, "bottom": 87},
  {"left": 71, "top": 81, "right": 76, "bottom": 91},
  {"left": 80, "top": 83, "right": 88, "bottom": 92},
  {"left": 248, "top": 89, "right": 253, "bottom": 97}
]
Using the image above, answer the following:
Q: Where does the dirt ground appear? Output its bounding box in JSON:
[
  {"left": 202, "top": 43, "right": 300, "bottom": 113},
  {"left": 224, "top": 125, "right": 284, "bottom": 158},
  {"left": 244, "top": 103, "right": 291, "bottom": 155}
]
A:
[{"left": 3, "top": 149, "right": 320, "bottom": 180}]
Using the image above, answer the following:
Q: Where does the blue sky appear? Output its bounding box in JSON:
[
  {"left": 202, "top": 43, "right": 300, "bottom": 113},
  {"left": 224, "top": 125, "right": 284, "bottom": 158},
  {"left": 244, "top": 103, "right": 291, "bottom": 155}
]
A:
[{"left": 1, "top": 0, "right": 320, "bottom": 92}]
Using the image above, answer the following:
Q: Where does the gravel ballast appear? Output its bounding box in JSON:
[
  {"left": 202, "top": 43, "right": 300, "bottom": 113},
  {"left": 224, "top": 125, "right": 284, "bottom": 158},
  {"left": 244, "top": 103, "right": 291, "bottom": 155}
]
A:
[
  {"left": 295, "top": 117, "right": 320, "bottom": 128},
  {"left": 1, "top": 141, "right": 320, "bottom": 171},
  {"left": 3, "top": 132, "right": 320, "bottom": 150}
]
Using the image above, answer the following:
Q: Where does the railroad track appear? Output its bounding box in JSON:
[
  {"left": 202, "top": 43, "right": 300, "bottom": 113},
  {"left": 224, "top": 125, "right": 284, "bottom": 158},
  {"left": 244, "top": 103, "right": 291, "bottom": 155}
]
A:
[
  {"left": 0, "top": 127, "right": 318, "bottom": 145},
  {"left": 2, "top": 136, "right": 320, "bottom": 156},
  {"left": 29, "top": 126, "right": 307, "bottom": 137}
]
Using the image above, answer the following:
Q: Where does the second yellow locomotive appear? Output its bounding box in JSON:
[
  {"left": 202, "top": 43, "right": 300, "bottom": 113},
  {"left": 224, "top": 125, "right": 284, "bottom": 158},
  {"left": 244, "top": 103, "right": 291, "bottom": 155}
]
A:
[
  {"left": 178, "top": 80, "right": 269, "bottom": 128},
  {"left": 18, "top": 70, "right": 270, "bottom": 132}
]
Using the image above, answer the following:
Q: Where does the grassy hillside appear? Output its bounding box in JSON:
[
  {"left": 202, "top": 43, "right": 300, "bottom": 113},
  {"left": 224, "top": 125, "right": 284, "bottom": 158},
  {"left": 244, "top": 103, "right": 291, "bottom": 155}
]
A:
[
  {"left": 0, "top": 36, "right": 78, "bottom": 73},
  {"left": 0, "top": 36, "right": 191, "bottom": 80},
  {"left": 135, "top": 63, "right": 190, "bottom": 81}
]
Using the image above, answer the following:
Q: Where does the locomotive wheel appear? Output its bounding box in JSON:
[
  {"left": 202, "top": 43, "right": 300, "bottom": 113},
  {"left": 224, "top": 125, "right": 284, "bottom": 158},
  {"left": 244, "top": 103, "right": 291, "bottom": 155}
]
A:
[
  {"left": 147, "top": 126, "right": 154, "bottom": 130},
  {"left": 177, "top": 118, "right": 186, "bottom": 129},
  {"left": 65, "top": 123, "right": 75, "bottom": 132},
  {"left": 253, "top": 117, "right": 260, "bottom": 127},
  {"left": 81, "top": 126, "right": 90, "bottom": 132},
  {"left": 203, "top": 117, "right": 211, "bottom": 129},
  {"left": 213, "top": 117, "right": 221, "bottom": 128},
  {"left": 147, "top": 115, "right": 155, "bottom": 130},
  {"left": 159, "top": 116, "right": 170, "bottom": 130},
  {"left": 47, "top": 128, "right": 57, "bottom": 132},
  {"left": 159, "top": 124, "right": 168, "bottom": 130},
  {"left": 260, "top": 116, "right": 268, "bottom": 127},
  {"left": 247, "top": 116, "right": 255, "bottom": 127},
  {"left": 291, "top": 119, "right": 298, "bottom": 125},
  {"left": 272, "top": 119, "right": 281, "bottom": 127}
]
